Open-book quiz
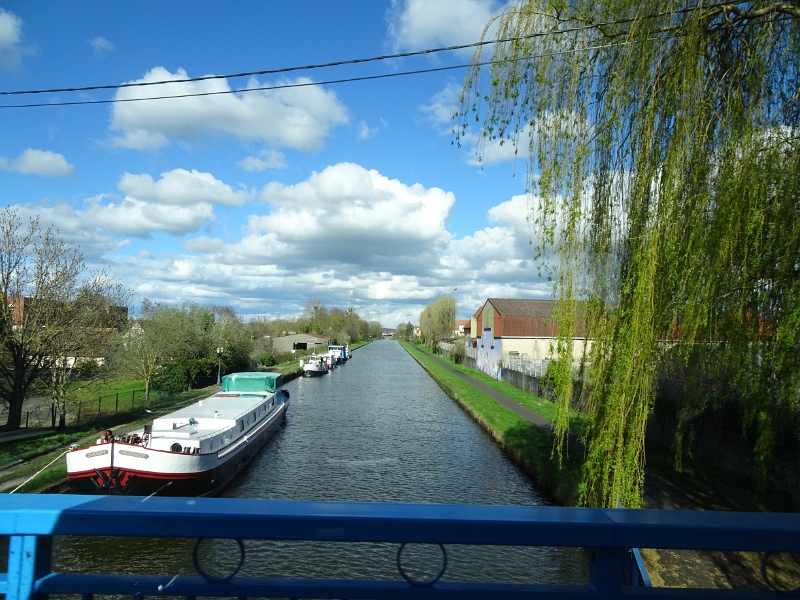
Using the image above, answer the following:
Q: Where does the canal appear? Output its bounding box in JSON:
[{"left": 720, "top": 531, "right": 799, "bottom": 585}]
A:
[{"left": 54, "top": 340, "right": 587, "bottom": 586}]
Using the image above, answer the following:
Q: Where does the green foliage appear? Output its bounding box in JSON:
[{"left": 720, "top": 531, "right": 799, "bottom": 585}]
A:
[
  {"left": 419, "top": 295, "right": 457, "bottom": 345},
  {"left": 460, "top": 1, "right": 800, "bottom": 507},
  {"left": 451, "top": 343, "right": 466, "bottom": 364},
  {"left": 254, "top": 352, "right": 276, "bottom": 367},
  {"left": 110, "top": 301, "right": 253, "bottom": 398},
  {"left": 249, "top": 301, "right": 382, "bottom": 346},
  {"left": 392, "top": 321, "right": 415, "bottom": 341}
]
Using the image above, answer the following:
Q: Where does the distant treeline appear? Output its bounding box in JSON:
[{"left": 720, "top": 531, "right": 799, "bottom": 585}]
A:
[{"left": 248, "top": 299, "right": 383, "bottom": 353}]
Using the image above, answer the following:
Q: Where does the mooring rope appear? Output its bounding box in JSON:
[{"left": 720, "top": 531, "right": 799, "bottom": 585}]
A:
[{"left": 9, "top": 450, "right": 69, "bottom": 494}]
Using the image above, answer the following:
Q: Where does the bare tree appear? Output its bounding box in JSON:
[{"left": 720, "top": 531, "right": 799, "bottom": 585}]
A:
[
  {"left": 47, "top": 272, "right": 128, "bottom": 427},
  {"left": 0, "top": 208, "right": 127, "bottom": 430}
]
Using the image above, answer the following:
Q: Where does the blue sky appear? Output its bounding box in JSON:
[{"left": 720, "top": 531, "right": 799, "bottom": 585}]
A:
[{"left": 0, "top": 0, "right": 552, "bottom": 327}]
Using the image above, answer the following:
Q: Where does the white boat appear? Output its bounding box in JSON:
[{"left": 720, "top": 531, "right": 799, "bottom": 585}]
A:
[
  {"left": 66, "top": 372, "right": 289, "bottom": 497},
  {"left": 346, "top": 345, "right": 352, "bottom": 360},
  {"left": 300, "top": 354, "right": 327, "bottom": 376},
  {"left": 328, "top": 345, "right": 347, "bottom": 364}
]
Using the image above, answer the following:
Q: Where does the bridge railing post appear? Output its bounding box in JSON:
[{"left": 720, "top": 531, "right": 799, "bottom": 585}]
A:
[
  {"left": 6, "top": 534, "right": 52, "bottom": 600},
  {"left": 588, "top": 546, "right": 624, "bottom": 599}
]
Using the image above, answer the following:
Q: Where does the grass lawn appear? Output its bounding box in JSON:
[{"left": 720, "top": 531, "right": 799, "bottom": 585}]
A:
[
  {"left": 349, "top": 340, "right": 374, "bottom": 351},
  {"left": 415, "top": 346, "right": 587, "bottom": 434},
  {"left": 401, "top": 341, "right": 582, "bottom": 505}
]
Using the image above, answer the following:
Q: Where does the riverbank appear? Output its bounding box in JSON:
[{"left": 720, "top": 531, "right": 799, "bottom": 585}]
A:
[
  {"left": 401, "top": 342, "right": 800, "bottom": 590},
  {"left": 401, "top": 341, "right": 582, "bottom": 506},
  {"left": 270, "top": 338, "right": 375, "bottom": 381}
]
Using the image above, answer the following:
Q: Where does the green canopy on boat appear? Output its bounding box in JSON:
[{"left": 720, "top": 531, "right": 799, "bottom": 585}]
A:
[{"left": 222, "top": 372, "right": 283, "bottom": 393}]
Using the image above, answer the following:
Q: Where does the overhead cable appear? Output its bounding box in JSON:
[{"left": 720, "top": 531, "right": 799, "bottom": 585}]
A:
[
  {"left": 0, "top": 3, "right": 739, "bottom": 99},
  {"left": 0, "top": 40, "right": 658, "bottom": 109}
]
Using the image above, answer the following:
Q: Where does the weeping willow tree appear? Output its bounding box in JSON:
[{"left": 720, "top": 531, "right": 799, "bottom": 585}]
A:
[{"left": 459, "top": 1, "right": 800, "bottom": 507}]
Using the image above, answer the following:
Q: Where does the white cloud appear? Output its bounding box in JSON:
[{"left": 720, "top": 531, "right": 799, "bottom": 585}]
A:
[
  {"left": 144, "top": 164, "right": 553, "bottom": 322},
  {"left": 251, "top": 162, "right": 454, "bottom": 270},
  {"left": 239, "top": 149, "right": 288, "bottom": 171},
  {"left": 420, "top": 81, "right": 460, "bottom": 131},
  {"left": 109, "top": 67, "right": 349, "bottom": 151},
  {"left": 357, "top": 120, "right": 378, "bottom": 140},
  {"left": 85, "top": 196, "right": 214, "bottom": 238},
  {"left": 89, "top": 36, "right": 115, "bottom": 56},
  {"left": 386, "top": 0, "right": 505, "bottom": 53},
  {"left": 118, "top": 168, "right": 253, "bottom": 207},
  {"left": 0, "top": 8, "right": 23, "bottom": 69},
  {"left": 467, "top": 127, "right": 532, "bottom": 166},
  {"left": 0, "top": 149, "right": 74, "bottom": 177}
]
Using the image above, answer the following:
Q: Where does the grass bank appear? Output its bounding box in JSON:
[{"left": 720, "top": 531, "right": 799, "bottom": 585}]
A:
[{"left": 400, "top": 341, "right": 582, "bottom": 505}]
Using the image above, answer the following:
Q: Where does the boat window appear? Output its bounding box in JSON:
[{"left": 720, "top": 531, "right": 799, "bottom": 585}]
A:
[
  {"left": 240, "top": 420, "right": 244, "bottom": 432},
  {"left": 252, "top": 411, "right": 257, "bottom": 421}
]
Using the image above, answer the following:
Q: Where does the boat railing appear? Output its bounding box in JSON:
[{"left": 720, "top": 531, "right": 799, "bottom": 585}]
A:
[{"left": 2, "top": 495, "right": 799, "bottom": 600}]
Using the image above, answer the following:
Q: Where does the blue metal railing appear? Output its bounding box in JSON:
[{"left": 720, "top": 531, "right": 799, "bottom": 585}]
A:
[{"left": 1, "top": 495, "right": 799, "bottom": 599}]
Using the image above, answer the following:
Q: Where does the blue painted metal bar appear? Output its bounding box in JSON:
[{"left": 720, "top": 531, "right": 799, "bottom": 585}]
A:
[{"left": 0, "top": 495, "right": 798, "bottom": 599}]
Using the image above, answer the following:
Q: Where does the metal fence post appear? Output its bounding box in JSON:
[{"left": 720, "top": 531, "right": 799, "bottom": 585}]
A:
[
  {"left": 131, "top": 390, "right": 135, "bottom": 410},
  {"left": 98, "top": 396, "right": 102, "bottom": 417},
  {"left": 77, "top": 400, "right": 81, "bottom": 426},
  {"left": 115, "top": 392, "right": 119, "bottom": 412}
]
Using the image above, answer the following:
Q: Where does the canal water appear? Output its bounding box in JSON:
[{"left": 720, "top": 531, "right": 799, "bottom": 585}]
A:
[{"left": 54, "top": 340, "right": 587, "bottom": 586}]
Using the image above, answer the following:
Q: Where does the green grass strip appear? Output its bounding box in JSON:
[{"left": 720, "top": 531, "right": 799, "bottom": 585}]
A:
[
  {"left": 418, "top": 347, "right": 587, "bottom": 434},
  {"left": 401, "top": 341, "right": 582, "bottom": 505}
]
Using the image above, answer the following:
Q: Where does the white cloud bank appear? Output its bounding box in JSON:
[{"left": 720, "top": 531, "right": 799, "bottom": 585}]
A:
[
  {"left": 0, "top": 149, "right": 74, "bottom": 177},
  {"left": 386, "top": 0, "right": 505, "bottom": 53},
  {"left": 118, "top": 168, "right": 253, "bottom": 207},
  {"left": 0, "top": 8, "right": 24, "bottom": 69},
  {"left": 140, "top": 163, "right": 550, "bottom": 321},
  {"left": 109, "top": 67, "right": 349, "bottom": 151}
]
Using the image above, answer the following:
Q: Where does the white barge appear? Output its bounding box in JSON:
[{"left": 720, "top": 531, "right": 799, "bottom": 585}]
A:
[{"left": 66, "top": 372, "right": 289, "bottom": 496}]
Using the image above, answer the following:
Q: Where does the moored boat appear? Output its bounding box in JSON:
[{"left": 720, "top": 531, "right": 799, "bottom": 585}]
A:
[
  {"left": 301, "top": 354, "right": 327, "bottom": 376},
  {"left": 66, "top": 372, "right": 289, "bottom": 497},
  {"left": 328, "top": 344, "right": 347, "bottom": 363}
]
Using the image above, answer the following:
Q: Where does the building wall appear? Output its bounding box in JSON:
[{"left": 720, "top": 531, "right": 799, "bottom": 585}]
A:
[
  {"left": 483, "top": 303, "right": 495, "bottom": 348},
  {"left": 495, "top": 314, "right": 557, "bottom": 338},
  {"left": 501, "top": 337, "right": 592, "bottom": 361}
]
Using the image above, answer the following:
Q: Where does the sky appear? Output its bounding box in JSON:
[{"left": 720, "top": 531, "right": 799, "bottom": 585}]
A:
[{"left": 0, "top": 0, "right": 553, "bottom": 327}]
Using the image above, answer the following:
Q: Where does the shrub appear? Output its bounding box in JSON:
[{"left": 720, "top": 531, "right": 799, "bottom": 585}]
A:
[
  {"left": 274, "top": 351, "right": 295, "bottom": 364},
  {"left": 254, "top": 352, "right": 276, "bottom": 367},
  {"left": 451, "top": 344, "right": 466, "bottom": 364}
]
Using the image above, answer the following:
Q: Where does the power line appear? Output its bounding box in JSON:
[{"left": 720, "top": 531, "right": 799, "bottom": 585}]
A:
[
  {"left": 0, "top": 4, "right": 732, "bottom": 99},
  {"left": 0, "top": 41, "right": 646, "bottom": 109},
  {"left": 0, "top": 5, "right": 790, "bottom": 109}
]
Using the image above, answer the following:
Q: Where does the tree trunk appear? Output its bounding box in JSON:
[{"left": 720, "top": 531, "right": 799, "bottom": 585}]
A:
[{"left": 5, "top": 381, "right": 24, "bottom": 431}]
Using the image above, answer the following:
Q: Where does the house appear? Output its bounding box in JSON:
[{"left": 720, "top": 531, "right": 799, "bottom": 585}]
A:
[
  {"left": 469, "top": 298, "right": 589, "bottom": 376},
  {"left": 454, "top": 319, "right": 469, "bottom": 337}
]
